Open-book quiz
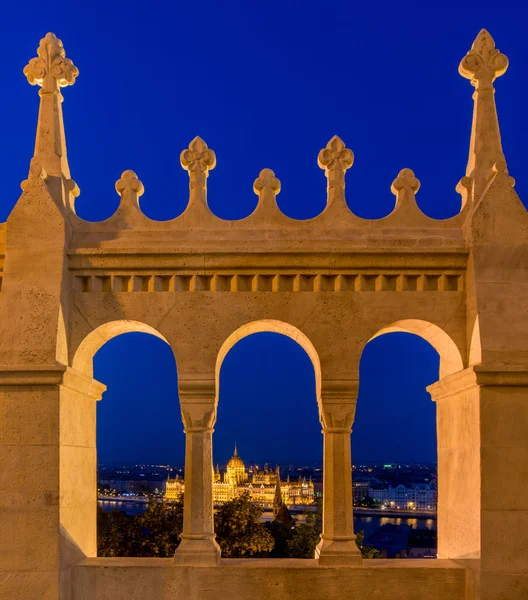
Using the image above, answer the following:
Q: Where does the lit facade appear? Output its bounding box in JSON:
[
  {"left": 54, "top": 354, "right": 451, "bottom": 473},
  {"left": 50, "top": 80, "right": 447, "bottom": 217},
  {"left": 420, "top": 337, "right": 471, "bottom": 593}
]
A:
[
  {"left": 368, "top": 484, "right": 437, "bottom": 511},
  {"left": 165, "top": 446, "right": 315, "bottom": 507}
]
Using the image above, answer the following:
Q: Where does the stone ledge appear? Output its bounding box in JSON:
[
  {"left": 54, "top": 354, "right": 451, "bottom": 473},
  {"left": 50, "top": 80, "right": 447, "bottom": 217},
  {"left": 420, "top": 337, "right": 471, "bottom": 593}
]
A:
[
  {"left": 75, "top": 556, "right": 465, "bottom": 569},
  {"left": 71, "top": 558, "right": 467, "bottom": 600},
  {"left": 0, "top": 364, "right": 106, "bottom": 399},
  {"left": 428, "top": 365, "right": 528, "bottom": 401}
]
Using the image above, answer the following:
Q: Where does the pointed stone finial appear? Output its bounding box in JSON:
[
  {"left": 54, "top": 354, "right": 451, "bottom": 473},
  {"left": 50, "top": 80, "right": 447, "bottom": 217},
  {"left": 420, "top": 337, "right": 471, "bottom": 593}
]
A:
[
  {"left": 180, "top": 136, "right": 216, "bottom": 188},
  {"left": 23, "top": 33, "right": 78, "bottom": 180},
  {"left": 116, "top": 170, "right": 144, "bottom": 202},
  {"left": 24, "top": 33, "right": 78, "bottom": 94},
  {"left": 180, "top": 137, "right": 216, "bottom": 218},
  {"left": 459, "top": 29, "right": 508, "bottom": 90},
  {"left": 318, "top": 136, "right": 354, "bottom": 216},
  {"left": 318, "top": 136, "right": 354, "bottom": 187},
  {"left": 459, "top": 30, "right": 509, "bottom": 206},
  {"left": 113, "top": 171, "right": 145, "bottom": 226},
  {"left": 391, "top": 168, "right": 421, "bottom": 206},
  {"left": 253, "top": 168, "right": 281, "bottom": 216},
  {"left": 253, "top": 168, "right": 280, "bottom": 196}
]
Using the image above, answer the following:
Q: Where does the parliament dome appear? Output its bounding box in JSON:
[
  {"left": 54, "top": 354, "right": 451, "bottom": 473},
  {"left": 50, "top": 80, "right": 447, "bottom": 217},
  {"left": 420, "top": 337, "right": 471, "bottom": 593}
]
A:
[{"left": 227, "top": 445, "right": 244, "bottom": 468}]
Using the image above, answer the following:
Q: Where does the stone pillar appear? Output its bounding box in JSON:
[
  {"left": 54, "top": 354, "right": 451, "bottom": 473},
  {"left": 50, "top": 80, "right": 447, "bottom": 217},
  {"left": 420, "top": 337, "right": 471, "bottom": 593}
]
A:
[
  {"left": 0, "top": 365, "right": 105, "bottom": 600},
  {"left": 315, "top": 380, "right": 362, "bottom": 566},
  {"left": 174, "top": 378, "right": 220, "bottom": 566},
  {"left": 429, "top": 365, "right": 528, "bottom": 600}
]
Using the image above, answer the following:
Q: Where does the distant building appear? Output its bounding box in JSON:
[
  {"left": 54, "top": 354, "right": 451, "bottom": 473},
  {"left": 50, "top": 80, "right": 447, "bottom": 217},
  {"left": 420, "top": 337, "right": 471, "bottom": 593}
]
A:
[
  {"left": 165, "top": 446, "right": 315, "bottom": 507},
  {"left": 368, "top": 484, "right": 389, "bottom": 505},
  {"left": 352, "top": 481, "right": 369, "bottom": 503},
  {"left": 367, "top": 483, "right": 437, "bottom": 511}
]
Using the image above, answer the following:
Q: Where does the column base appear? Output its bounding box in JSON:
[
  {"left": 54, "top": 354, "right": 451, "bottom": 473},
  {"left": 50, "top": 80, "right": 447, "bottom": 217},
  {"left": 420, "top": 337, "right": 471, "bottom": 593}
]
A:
[
  {"left": 173, "top": 535, "right": 221, "bottom": 566},
  {"left": 315, "top": 536, "right": 362, "bottom": 567}
]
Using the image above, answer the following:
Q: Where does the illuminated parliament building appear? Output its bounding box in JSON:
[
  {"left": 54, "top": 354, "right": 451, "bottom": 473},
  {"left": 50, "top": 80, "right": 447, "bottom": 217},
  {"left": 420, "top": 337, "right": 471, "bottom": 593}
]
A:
[{"left": 165, "top": 446, "right": 315, "bottom": 507}]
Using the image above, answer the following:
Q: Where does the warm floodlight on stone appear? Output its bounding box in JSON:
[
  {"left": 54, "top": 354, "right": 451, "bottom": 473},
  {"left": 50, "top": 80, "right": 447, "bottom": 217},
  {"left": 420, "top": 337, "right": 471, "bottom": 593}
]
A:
[{"left": 0, "top": 28, "right": 527, "bottom": 600}]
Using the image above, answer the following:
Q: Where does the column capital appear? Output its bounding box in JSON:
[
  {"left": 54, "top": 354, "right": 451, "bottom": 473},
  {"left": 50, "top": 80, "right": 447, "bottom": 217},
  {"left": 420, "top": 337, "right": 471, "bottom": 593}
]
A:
[
  {"left": 179, "top": 377, "right": 216, "bottom": 431},
  {"left": 320, "top": 379, "right": 358, "bottom": 431},
  {"left": 321, "top": 379, "right": 359, "bottom": 401},
  {"left": 179, "top": 377, "right": 216, "bottom": 401}
]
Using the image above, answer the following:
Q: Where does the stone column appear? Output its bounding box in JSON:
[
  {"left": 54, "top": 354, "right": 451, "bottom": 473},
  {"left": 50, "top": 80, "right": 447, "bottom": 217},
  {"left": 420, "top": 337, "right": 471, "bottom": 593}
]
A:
[
  {"left": 315, "top": 380, "right": 362, "bottom": 566},
  {"left": 428, "top": 365, "right": 528, "bottom": 600},
  {"left": 0, "top": 365, "right": 105, "bottom": 600},
  {"left": 174, "top": 378, "right": 220, "bottom": 566}
]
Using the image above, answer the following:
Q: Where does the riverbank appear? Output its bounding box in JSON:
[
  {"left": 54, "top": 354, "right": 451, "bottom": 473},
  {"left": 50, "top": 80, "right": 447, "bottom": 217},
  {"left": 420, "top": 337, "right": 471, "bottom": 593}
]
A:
[{"left": 353, "top": 507, "right": 436, "bottom": 519}]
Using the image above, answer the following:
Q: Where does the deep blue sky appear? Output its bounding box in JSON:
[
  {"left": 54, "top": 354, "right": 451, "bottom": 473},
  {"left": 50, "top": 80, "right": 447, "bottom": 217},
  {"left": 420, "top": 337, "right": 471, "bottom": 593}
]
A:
[
  {"left": 94, "top": 332, "right": 438, "bottom": 465},
  {"left": 1, "top": 1, "right": 526, "bottom": 464}
]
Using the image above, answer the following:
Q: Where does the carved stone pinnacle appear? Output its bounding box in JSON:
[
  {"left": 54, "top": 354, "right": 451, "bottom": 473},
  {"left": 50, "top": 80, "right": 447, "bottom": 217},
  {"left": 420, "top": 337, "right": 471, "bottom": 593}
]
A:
[
  {"left": 459, "top": 29, "right": 508, "bottom": 90},
  {"left": 24, "top": 32, "right": 78, "bottom": 93},
  {"left": 318, "top": 135, "right": 354, "bottom": 173},
  {"left": 115, "top": 170, "right": 144, "bottom": 197},
  {"left": 391, "top": 168, "right": 421, "bottom": 196},
  {"left": 180, "top": 137, "right": 216, "bottom": 174},
  {"left": 253, "top": 168, "right": 281, "bottom": 196}
]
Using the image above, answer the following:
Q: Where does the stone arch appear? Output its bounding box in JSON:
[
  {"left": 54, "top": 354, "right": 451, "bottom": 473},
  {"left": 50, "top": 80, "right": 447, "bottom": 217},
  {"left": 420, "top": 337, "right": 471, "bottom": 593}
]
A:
[
  {"left": 215, "top": 319, "right": 322, "bottom": 412},
  {"left": 359, "top": 318, "right": 465, "bottom": 559},
  {"left": 367, "top": 319, "right": 464, "bottom": 379},
  {"left": 72, "top": 319, "right": 173, "bottom": 377},
  {"left": 70, "top": 319, "right": 180, "bottom": 559}
]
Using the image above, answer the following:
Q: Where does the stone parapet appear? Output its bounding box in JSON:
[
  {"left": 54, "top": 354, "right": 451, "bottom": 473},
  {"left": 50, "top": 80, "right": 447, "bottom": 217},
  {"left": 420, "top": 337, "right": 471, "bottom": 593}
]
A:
[{"left": 70, "top": 558, "right": 467, "bottom": 600}]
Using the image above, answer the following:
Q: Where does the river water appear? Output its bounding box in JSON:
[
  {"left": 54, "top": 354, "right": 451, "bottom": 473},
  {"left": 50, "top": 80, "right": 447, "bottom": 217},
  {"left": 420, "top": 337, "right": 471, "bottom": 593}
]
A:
[{"left": 98, "top": 501, "right": 436, "bottom": 541}]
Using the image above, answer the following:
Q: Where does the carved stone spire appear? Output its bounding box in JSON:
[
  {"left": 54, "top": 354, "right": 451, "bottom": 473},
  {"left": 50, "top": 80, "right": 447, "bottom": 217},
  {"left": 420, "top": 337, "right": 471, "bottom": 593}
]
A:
[
  {"left": 24, "top": 33, "right": 78, "bottom": 178},
  {"left": 318, "top": 135, "right": 354, "bottom": 213},
  {"left": 180, "top": 136, "right": 216, "bottom": 216},
  {"left": 459, "top": 29, "right": 508, "bottom": 204}
]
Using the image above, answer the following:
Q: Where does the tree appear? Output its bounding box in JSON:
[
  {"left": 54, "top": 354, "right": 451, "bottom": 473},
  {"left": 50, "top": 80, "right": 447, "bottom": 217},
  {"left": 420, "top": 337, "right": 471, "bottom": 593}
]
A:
[
  {"left": 214, "top": 492, "right": 274, "bottom": 558},
  {"left": 137, "top": 496, "right": 184, "bottom": 557},
  {"left": 355, "top": 529, "right": 381, "bottom": 559},
  {"left": 286, "top": 500, "right": 322, "bottom": 558},
  {"left": 286, "top": 500, "right": 381, "bottom": 559},
  {"left": 97, "top": 497, "right": 184, "bottom": 558},
  {"left": 97, "top": 506, "right": 142, "bottom": 557}
]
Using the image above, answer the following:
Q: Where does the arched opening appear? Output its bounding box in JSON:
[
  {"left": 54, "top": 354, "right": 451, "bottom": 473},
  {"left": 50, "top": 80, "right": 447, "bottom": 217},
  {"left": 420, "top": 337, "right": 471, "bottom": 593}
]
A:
[
  {"left": 213, "top": 321, "right": 322, "bottom": 559},
  {"left": 71, "top": 321, "right": 184, "bottom": 558},
  {"left": 353, "top": 320, "right": 463, "bottom": 559}
]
